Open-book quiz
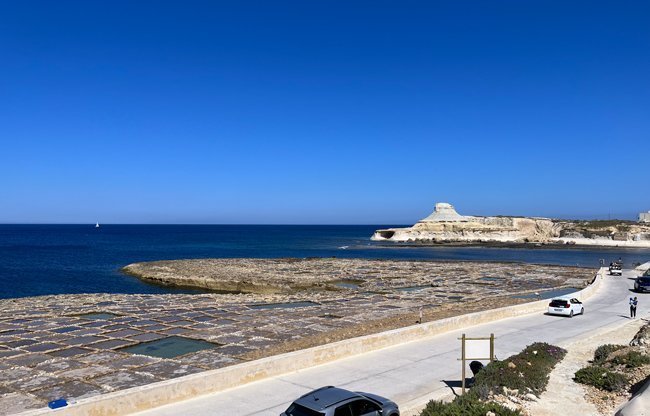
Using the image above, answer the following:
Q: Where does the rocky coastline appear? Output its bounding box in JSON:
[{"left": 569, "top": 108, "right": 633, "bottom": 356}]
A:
[
  {"left": 373, "top": 203, "right": 650, "bottom": 248},
  {"left": 122, "top": 257, "right": 592, "bottom": 295},
  {"left": 0, "top": 259, "right": 595, "bottom": 414}
]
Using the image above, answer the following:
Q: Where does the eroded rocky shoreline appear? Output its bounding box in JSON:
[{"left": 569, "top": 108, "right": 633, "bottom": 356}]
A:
[
  {"left": 122, "top": 257, "right": 592, "bottom": 294},
  {"left": 0, "top": 259, "right": 594, "bottom": 414}
]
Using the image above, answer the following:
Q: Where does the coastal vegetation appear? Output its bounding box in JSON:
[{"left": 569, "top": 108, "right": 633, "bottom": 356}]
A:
[
  {"left": 420, "top": 395, "right": 521, "bottom": 416},
  {"left": 593, "top": 344, "right": 626, "bottom": 364},
  {"left": 574, "top": 322, "right": 650, "bottom": 411},
  {"left": 575, "top": 341, "right": 650, "bottom": 392},
  {"left": 610, "top": 350, "right": 650, "bottom": 368},
  {"left": 574, "top": 365, "right": 628, "bottom": 392},
  {"left": 566, "top": 219, "right": 637, "bottom": 229},
  {"left": 420, "top": 342, "right": 566, "bottom": 416}
]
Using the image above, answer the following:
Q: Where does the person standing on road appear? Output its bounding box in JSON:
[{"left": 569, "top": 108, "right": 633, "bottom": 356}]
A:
[{"left": 630, "top": 296, "right": 638, "bottom": 318}]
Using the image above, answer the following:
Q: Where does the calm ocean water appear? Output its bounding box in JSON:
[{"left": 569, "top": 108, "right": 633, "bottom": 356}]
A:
[{"left": 1, "top": 224, "right": 649, "bottom": 299}]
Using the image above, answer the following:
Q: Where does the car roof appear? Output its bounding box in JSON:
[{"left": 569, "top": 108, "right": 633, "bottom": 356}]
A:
[{"left": 294, "top": 386, "right": 361, "bottom": 411}]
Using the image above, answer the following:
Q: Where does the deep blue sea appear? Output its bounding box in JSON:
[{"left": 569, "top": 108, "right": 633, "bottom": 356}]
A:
[{"left": 1, "top": 225, "right": 649, "bottom": 299}]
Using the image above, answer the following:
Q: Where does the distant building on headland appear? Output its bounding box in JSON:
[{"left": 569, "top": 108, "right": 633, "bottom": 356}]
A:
[{"left": 640, "top": 211, "right": 650, "bottom": 223}]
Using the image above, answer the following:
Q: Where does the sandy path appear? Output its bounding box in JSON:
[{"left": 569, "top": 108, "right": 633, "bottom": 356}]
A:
[{"left": 526, "top": 318, "right": 647, "bottom": 416}]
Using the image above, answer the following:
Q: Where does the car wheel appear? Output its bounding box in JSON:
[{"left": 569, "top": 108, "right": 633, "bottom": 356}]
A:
[
  {"left": 569, "top": 310, "right": 574, "bottom": 318},
  {"left": 581, "top": 308, "right": 584, "bottom": 315}
]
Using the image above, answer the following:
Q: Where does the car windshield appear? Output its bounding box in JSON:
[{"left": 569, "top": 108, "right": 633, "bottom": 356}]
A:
[
  {"left": 285, "top": 404, "right": 325, "bottom": 416},
  {"left": 549, "top": 299, "right": 568, "bottom": 307}
]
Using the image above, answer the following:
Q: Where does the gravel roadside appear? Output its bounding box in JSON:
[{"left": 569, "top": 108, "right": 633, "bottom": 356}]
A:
[{"left": 526, "top": 317, "right": 648, "bottom": 416}]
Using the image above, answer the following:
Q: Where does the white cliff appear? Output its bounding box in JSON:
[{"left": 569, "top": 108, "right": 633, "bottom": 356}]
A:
[{"left": 372, "top": 202, "right": 650, "bottom": 247}]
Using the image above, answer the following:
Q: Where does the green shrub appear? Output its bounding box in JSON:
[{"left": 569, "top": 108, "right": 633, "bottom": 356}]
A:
[
  {"left": 574, "top": 365, "right": 628, "bottom": 391},
  {"left": 420, "top": 395, "right": 521, "bottom": 416},
  {"left": 573, "top": 220, "right": 635, "bottom": 229},
  {"left": 593, "top": 344, "right": 626, "bottom": 364},
  {"left": 417, "top": 343, "right": 565, "bottom": 416},
  {"left": 611, "top": 351, "right": 650, "bottom": 368},
  {"left": 472, "top": 342, "right": 567, "bottom": 396}
]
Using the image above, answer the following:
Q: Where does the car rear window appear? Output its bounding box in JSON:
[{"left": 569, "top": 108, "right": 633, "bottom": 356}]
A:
[
  {"left": 549, "top": 300, "right": 568, "bottom": 307},
  {"left": 285, "top": 404, "right": 325, "bottom": 416}
]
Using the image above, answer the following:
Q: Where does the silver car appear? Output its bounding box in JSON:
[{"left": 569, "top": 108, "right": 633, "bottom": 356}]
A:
[{"left": 281, "top": 386, "right": 400, "bottom": 416}]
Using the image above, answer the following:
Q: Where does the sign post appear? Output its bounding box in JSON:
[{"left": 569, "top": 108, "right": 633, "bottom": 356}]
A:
[{"left": 458, "top": 333, "right": 495, "bottom": 394}]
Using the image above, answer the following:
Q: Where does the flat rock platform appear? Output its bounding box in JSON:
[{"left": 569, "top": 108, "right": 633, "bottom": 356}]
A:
[{"left": 0, "top": 259, "right": 593, "bottom": 414}]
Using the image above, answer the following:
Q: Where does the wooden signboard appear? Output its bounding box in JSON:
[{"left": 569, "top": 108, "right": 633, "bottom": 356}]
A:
[{"left": 458, "top": 333, "right": 495, "bottom": 394}]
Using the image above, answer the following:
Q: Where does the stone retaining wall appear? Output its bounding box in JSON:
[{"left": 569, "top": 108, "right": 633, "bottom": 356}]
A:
[{"left": 19, "top": 269, "right": 606, "bottom": 416}]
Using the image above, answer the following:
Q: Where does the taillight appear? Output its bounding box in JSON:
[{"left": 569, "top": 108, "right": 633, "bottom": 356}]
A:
[{"left": 564, "top": 303, "right": 570, "bottom": 308}]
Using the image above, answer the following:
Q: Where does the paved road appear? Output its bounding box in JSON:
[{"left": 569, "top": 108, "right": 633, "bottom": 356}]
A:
[{"left": 134, "top": 269, "right": 647, "bottom": 416}]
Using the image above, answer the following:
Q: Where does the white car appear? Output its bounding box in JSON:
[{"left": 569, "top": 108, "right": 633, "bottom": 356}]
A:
[{"left": 547, "top": 297, "right": 584, "bottom": 317}]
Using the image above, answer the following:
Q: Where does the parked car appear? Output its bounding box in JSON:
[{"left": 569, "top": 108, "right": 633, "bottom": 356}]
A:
[
  {"left": 609, "top": 263, "right": 622, "bottom": 276},
  {"left": 634, "top": 276, "right": 650, "bottom": 293},
  {"left": 281, "top": 386, "right": 399, "bottom": 416},
  {"left": 547, "top": 297, "right": 584, "bottom": 317}
]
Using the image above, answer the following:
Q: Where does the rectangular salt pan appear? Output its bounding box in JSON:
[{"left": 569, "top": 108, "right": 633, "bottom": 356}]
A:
[
  {"left": 119, "top": 336, "right": 218, "bottom": 359},
  {"left": 512, "top": 287, "right": 579, "bottom": 299},
  {"left": 77, "top": 312, "right": 120, "bottom": 320},
  {"left": 248, "top": 301, "right": 319, "bottom": 310}
]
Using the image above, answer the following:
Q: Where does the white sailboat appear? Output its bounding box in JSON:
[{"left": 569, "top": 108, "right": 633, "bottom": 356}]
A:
[{"left": 95, "top": 222, "right": 100, "bottom": 228}]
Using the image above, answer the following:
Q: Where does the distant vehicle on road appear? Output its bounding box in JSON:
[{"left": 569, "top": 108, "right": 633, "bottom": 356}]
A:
[
  {"left": 281, "top": 386, "right": 399, "bottom": 416},
  {"left": 547, "top": 297, "right": 584, "bottom": 317},
  {"left": 609, "top": 263, "right": 622, "bottom": 276},
  {"left": 634, "top": 276, "right": 650, "bottom": 293}
]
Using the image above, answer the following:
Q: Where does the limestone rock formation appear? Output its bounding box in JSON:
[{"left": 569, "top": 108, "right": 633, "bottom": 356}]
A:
[
  {"left": 372, "top": 202, "right": 650, "bottom": 247},
  {"left": 630, "top": 322, "right": 650, "bottom": 349}
]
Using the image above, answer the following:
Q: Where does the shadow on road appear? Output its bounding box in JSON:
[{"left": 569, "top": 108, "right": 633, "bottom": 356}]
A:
[{"left": 442, "top": 379, "right": 473, "bottom": 398}]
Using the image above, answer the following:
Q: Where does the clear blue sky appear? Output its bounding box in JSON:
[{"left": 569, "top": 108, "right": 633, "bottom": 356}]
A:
[{"left": 1, "top": 1, "right": 648, "bottom": 224}]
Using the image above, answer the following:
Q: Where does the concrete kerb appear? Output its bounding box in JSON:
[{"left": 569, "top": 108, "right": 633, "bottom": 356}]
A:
[{"left": 19, "top": 268, "right": 606, "bottom": 416}]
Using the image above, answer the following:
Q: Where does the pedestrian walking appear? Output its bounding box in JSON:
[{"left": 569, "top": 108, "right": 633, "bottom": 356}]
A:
[{"left": 629, "top": 296, "right": 638, "bottom": 318}]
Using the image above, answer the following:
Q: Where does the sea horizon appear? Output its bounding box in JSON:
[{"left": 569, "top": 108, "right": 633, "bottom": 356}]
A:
[
  {"left": 0, "top": 223, "right": 409, "bottom": 226},
  {"left": 1, "top": 224, "right": 650, "bottom": 300}
]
